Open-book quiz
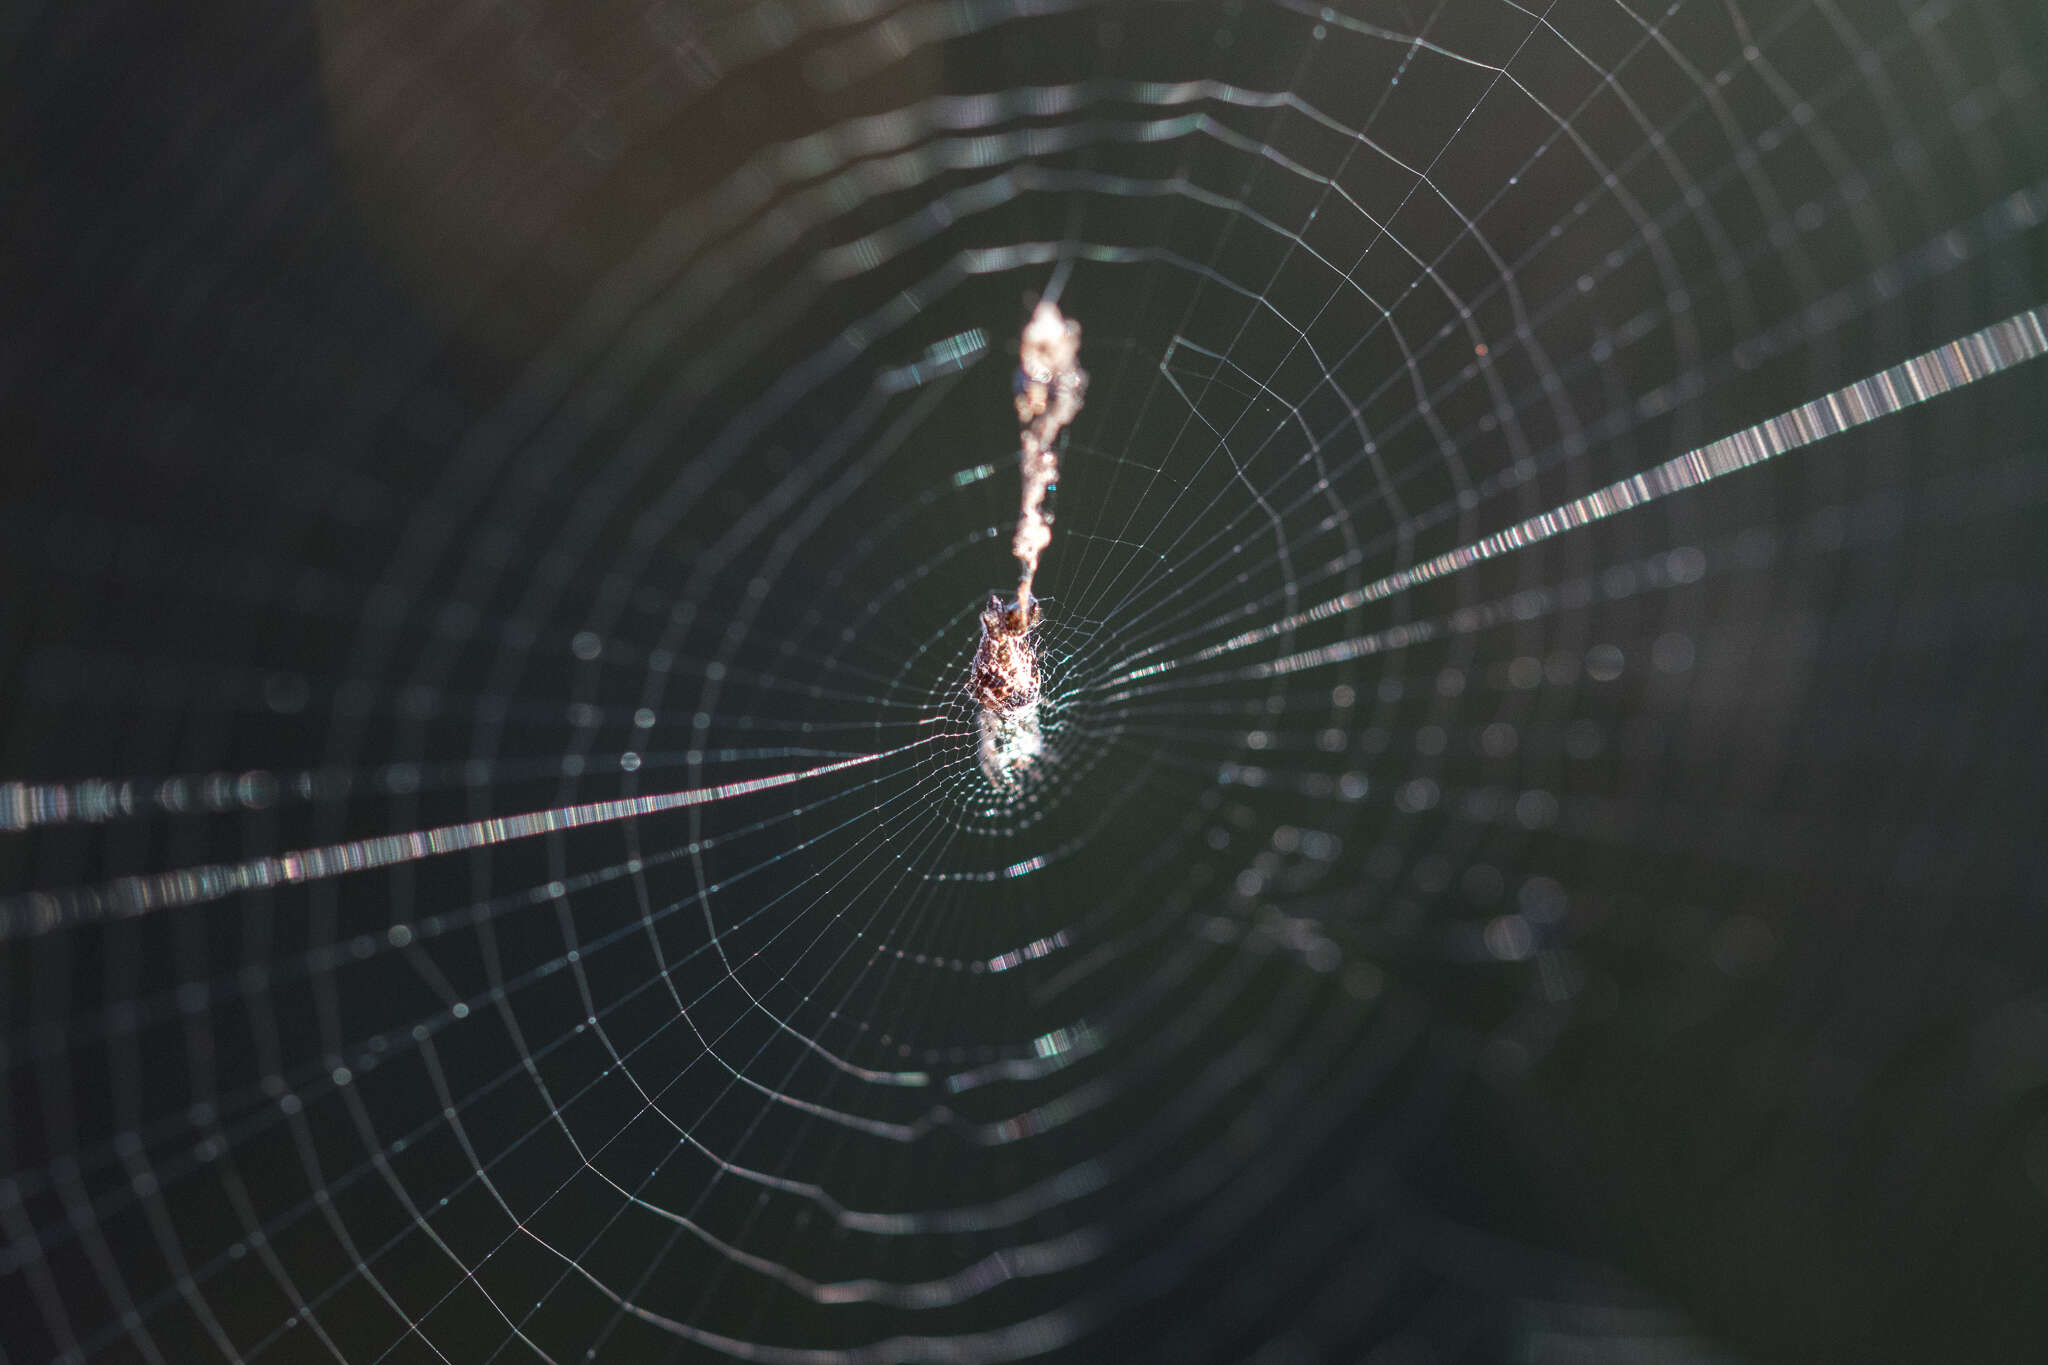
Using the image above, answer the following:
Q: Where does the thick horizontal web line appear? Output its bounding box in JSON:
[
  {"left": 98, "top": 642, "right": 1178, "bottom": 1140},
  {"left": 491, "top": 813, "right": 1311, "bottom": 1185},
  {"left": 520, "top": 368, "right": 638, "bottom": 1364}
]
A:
[
  {"left": 0, "top": 737, "right": 948, "bottom": 940},
  {"left": 0, "top": 746, "right": 898, "bottom": 835},
  {"left": 1110, "top": 305, "right": 2048, "bottom": 688}
]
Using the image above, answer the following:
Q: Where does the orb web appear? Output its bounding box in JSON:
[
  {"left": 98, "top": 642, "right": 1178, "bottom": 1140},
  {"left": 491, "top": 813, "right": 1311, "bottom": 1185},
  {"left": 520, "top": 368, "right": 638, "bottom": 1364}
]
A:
[{"left": 4, "top": 2, "right": 2047, "bottom": 1363}]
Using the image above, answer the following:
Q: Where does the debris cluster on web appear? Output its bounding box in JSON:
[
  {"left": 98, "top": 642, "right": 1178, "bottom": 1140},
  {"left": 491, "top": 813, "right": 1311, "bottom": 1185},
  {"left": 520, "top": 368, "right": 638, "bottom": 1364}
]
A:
[{"left": 971, "top": 299, "right": 1087, "bottom": 790}]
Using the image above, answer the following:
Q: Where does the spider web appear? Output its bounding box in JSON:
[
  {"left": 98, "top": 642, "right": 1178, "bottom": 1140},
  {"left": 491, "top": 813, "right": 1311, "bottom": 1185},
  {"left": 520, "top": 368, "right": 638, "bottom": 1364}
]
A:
[{"left": 4, "top": 1, "right": 2046, "bottom": 1362}]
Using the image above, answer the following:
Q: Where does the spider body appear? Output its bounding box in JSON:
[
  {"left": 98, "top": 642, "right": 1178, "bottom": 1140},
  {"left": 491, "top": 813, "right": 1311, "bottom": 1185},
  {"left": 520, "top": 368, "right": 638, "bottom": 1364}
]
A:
[
  {"left": 969, "top": 594, "right": 1041, "bottom": 713},
  {"left": 969, "top": 595, "right": 1045, "bottom": 789}
]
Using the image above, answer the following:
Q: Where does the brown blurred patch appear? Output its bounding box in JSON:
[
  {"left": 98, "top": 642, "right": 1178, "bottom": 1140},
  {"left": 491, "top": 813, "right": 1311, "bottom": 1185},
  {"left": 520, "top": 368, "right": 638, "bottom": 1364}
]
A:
[{"left": 315, "top": 0, "right": 939, "bottom": 360}]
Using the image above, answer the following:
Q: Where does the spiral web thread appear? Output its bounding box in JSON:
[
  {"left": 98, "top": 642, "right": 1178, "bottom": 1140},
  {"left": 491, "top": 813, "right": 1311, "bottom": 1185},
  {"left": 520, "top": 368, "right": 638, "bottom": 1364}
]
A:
[{"left": 3, "top": 2, "right": 2046, "bottom": 1362}]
